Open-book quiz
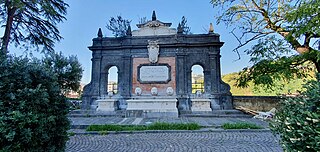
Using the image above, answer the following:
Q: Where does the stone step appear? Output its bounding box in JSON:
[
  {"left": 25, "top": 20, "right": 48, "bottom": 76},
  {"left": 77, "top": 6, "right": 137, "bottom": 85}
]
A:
[
  {"left": 68, "top": 110, "right": 251, "bottom": 118},
  {"left": 68, "top": 110, "right": 125, "bottom": 117},
  {"left": 180, "top": 110, "right": 247, "bottom": 114},
  {"left": 179, "top": 114, "right": 252, "bottom": 118},
  {"left": 180, "top": 110, "right": 252, "bottom": 118}
]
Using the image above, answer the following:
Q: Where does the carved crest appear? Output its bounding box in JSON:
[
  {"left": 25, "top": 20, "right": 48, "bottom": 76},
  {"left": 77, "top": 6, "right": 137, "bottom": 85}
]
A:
[
  {"left": 147, "top": 40, "right": 159, "bottom": 63},
  {"left": 145, "top": 21, "right": 163, "bottom": 28}
]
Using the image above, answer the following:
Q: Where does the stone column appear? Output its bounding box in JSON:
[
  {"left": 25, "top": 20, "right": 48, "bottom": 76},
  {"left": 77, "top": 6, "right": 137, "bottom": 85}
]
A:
[
  {"left": 121, "top": 55, "right": 132, "bottom": 98},
  {"left": 99, "top": 71, "right": 108, "bottom": 96},
  {"left": 118, "top": 55, "right": 131, "bottom": 110},
  {"left": 208, "top": 52, "right": 221, "bottom": 110},
  {"left": 176, "top": 52, "right": 189, "bottom": 111},
  {"left": 81, "top": 51, "right": 102, "bottom": 110},
  {"left": 203, "top": 70, "right": 211, "bottom": 93},
  {"left": 176, "top": 53, "right": 187, "bottom": 95},
  {"left": 208, "top": 52, "right": 219, "bottom": 93}
]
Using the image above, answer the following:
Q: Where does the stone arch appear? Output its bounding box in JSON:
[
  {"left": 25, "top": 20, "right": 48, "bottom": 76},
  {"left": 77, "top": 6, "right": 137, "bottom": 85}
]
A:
[
  {"left": 191, "top": 64, "right": 205, "bottom": 94},
  {"left": 105, "top": 65, "right": 119, "bottom": 94}
]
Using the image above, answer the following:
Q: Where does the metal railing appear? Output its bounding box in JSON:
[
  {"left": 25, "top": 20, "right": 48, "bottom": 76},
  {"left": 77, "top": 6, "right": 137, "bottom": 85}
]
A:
[
  {"left": 107, "top": 83, "right": 118, "bottom": 94},
  {"left": 192, "top": 82, "right": 204, "bottom": 93}
]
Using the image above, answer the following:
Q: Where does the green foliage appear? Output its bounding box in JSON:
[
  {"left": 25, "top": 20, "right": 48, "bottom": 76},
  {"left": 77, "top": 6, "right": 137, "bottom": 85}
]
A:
[
  {"left": 271, "top": 73, "right": 320, "bottom": 151},
  {"left": 222, "top": 122, "right": 263, "bottom": 129},
  {"left": 147, "top": 122, "right": 200, "bottom": 130},
  {"left": 86, "top": 122, "right": 201, "bottom": 132},
  {"left": 222, "top": 72, "right": 254, "bottom": 95},
  {"left": 0, "top": 0, "right": 69, "bottom": 53},
  {"left": 222, "top": 71, "right": 313, "bottom": 96},
  {"left": 0, "top": 53, "right": 82, "bottom": 151},
  {"left": 68, "top": 132, "right": 76, "bottom": 137},
  {"left": 87, "top": 125, "right": 146, "bottom": 132},
  {"left": 177, "top": 16, "right": 191, "bottom": 34},
  {"left": 43, "top": 51, "right": 83, "bottom": 93},
  {"left": 211, "top": 0, "right": 320, "bottom": 87},
  {"left": 106, "top": 16, "right": 131, "bottom": 37},
  {"left": 285, "top": 0, "right": 320, "bottom": 39}
]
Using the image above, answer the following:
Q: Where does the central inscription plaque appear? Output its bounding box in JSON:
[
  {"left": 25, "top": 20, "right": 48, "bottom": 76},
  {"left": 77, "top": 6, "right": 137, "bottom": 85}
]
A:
[{"left": 138, "top": 64, "right": 171, "bottom": 83}]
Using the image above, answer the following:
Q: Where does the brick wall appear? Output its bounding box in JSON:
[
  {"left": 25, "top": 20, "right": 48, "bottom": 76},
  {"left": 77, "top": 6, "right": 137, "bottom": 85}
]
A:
[{"left": 132, "top": 57, "right": 176, "bottom": 96}]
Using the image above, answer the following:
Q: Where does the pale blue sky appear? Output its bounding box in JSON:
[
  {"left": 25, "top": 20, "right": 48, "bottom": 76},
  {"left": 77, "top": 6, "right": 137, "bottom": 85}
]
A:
[{"left": 2, "top": 0, "right": 252, "bottom": 84}]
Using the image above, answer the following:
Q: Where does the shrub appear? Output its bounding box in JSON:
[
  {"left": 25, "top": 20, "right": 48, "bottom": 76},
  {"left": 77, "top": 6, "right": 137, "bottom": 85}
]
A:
[
  {"left": 271, "top": 73, "right": 320, "bottom": 151},
  {"left": 0, "top": 54, "right": 81, "bottom": 151}
]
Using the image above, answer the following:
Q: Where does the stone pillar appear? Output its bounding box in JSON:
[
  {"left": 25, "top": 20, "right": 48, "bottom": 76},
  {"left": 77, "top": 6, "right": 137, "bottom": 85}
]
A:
[
  {"left": 210, "top": 96, "right": 221, "bottom": 110},
  {"left": 100, "top": 72, "right": 108, "bottom": 96},
  {"left": 93, "top": 51, "right": 102, "bottom": 96},
  {"left": 217, "top": 53, "right": 223, "bottom": 92},
  {"left": 176, "top": 52, "right": 189, "bottom": 111},
  {"left": 81, "top": 51, "right": 102, "bottom": 109},
  {"left": 208, "top": 53, "right": 219, "bottom": 93},
  {"left": 203, "top": 70, "right": 211, "bottom": 93},
  {"left": 121, "top": 55, "right": 132, "bottom": 98},
  {"left": 118, "top": 55, "right": 131, "bottom": 110},
  {"left": 176, "top": 53, "right": 187, "bottom": 95}
]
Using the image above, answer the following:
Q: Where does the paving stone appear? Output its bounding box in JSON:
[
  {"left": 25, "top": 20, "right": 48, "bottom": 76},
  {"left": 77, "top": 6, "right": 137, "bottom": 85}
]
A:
[{"left": 66, "top": 131, "right": 282, "bottom": 152}]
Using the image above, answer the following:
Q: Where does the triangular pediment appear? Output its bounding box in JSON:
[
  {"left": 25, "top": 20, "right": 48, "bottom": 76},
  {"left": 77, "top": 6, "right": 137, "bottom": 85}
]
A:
[
  {"left": 136, "top": 20, "right": 172, "bottom": 28},
  {"left": 132, "top": 11, "right": 176, "bottom": 36}
]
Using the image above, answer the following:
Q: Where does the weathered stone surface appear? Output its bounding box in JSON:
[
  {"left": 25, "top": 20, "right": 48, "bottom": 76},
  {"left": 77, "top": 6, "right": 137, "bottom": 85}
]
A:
[
  {"left": 191, "top": 98, "right": 212, "bottom": 112},
  {"left": 82, "top": 12, "right": 232, "bottom": 114},
  {"left": 126, "top": 98, "right": 178, "bottom": 117},
  {"left": 233, "top": 96, "right": 281, "bottom": 111},
  {"left": 96, "top": 99, "right": 117, "bottom": 112}
]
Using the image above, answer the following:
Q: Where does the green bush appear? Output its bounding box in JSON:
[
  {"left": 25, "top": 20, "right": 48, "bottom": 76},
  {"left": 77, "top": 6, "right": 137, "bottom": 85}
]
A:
[
  {"left": 222, "top": 122, "right": 263, "bottom": 129},
  {"left": 271, "top": 73, "right": 320, "bottom": 151},
  {"left": 0, "top": 54, "right": 82, "bottom": 151}
]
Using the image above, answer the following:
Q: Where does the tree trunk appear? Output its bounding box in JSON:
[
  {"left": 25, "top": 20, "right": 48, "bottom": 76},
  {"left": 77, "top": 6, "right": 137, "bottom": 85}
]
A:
[
  {"left": 0, "top": 7, "right": 16, "bottom": 58},
  {"left": 314, "top": 60, "right": 320, "bottom": 73}
]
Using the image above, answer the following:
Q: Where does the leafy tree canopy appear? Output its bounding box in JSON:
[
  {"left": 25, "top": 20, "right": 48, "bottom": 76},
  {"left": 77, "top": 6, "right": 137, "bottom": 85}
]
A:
[
  {"left": 106, "top": 16, "right": 131, "bottom": 37},
  {"left": 177, "top": 16, "right": 191, "bottom": 34},
  {"left": 0, "top": 54, "right": 80, "bottom": 151},
  {"left": 211, "top": 0, "right": 320, "bottom": 88},
  {"left": 0, "top": 0, "right": 68, "bottom": 56},
  {"left": 43, "top": 51, "right": 83, "bottom": 93}
]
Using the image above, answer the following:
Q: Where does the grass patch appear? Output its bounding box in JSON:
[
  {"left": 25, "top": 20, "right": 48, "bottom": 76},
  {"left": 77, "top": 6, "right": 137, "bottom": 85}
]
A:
[
  {"left": 147, "top": 122, "right": 200, "bottom": 130},
  {"left": 222, "top": 122, "right": 263, "bottom": 129},
  {"left": 68, "top": 132, "right": 76, "bottom": 136},
  {"left": 86, "top": 122, "right": 201, "bottom": 132}
]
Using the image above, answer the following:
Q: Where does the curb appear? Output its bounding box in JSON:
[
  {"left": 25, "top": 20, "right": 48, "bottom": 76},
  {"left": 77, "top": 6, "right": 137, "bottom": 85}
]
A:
[
  {"left": 69, "top": 128, "right": 272, "bottom": 135},
  {"left": 70, "top": 125, "right": 223, "bottom": 129}
]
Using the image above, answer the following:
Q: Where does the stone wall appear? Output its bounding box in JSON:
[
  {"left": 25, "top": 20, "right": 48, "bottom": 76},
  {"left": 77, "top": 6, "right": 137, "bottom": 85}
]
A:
[{"left": 233, "top": 96, "right": 283, "bottom": 112}]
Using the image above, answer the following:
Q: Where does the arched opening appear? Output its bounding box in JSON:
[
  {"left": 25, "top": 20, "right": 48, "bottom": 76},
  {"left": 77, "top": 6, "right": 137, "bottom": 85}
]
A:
[
  {"left": 191, "top": 65, "right": 204, "bottom": 93},
  {"left": 107, "top": 66, "right": 118, "bottom": 94}
]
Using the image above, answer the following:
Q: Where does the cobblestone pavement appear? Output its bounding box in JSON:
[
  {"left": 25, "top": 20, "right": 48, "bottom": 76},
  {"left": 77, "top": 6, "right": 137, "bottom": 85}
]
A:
[{"left": 66, "top": 131, "right": 282, "bottom": 152}]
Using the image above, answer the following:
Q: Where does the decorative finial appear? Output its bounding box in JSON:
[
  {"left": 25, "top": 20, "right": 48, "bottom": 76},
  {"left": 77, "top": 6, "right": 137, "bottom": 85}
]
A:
[
  {"left": 152, "top": 10, "right": 157, "bottom": 21},
  {"left": 209, "top": 23, "right": 214, "bottom": 33},
  {"left": 177, "top": 23, "right": 183, "bottom": 34},
  {"left": 126, "top": 25, "right": 132, "bottom": 36},
  {"left": 97, "top": 28, "right": 103, "bottom": 38}
]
